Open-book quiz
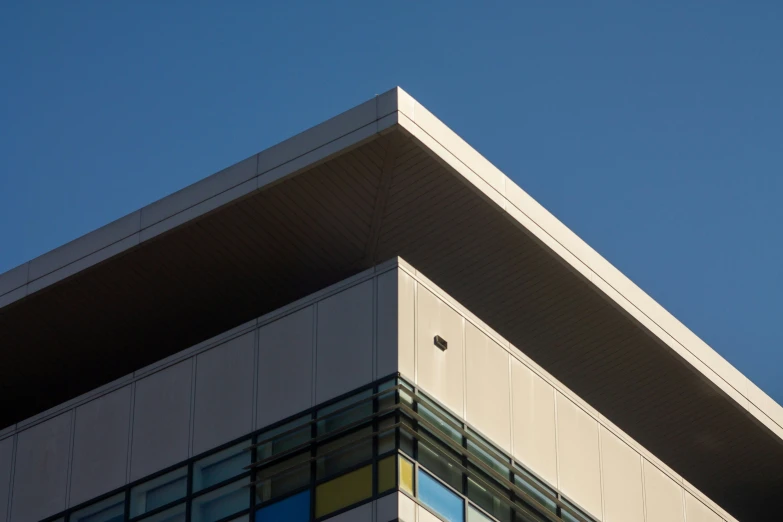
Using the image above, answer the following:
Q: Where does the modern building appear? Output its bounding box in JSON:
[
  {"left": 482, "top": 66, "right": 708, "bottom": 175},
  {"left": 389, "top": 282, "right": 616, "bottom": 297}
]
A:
[{"left": 0, "top": 88, "right": 780, "bottom": 522}]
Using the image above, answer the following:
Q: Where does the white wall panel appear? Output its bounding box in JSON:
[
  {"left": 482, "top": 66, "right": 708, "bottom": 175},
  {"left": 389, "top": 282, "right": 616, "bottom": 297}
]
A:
[
  {"left": 377, "top": 270, "right": 399, "bottom": 379},
  {"left": 600, "top": 427, "right": 644, "bottom": 522},
  {"left": 643, "top": 460, "right": 684, "bottom": 522},
  {"left": 685, "top": 492, "right": 722, "bottom": 522},
  {"left": 418, "top": 505, "right": 442, "bottom": 522},
  {"left": 69, "top": 386, "right": 131, "bottom": 506},
  {"left": 130, "top": 360, "right": 192, "bottom": 480},
  {"left": 556, "top": 393, "right": 602, "bottom": 520},
  {"left": 0, "top": 436, "right": 13, "bottom": 522},
  {"left": 257, "top": 306, "right": 314, "bottom": 429},
  {"left": 511, "top": 360, "right": 558, "bottom": 486},
  {"left": 11, "top": 412, "right": 71, "bottom": 522},
  {"left": 397, "top": 493, "right": 416, "bottom": 522},
  {"left": 316, "top": 281, "right": 374, "bottom": 402},
  {"left": 416, "top": 286, "right": 464, "bottom": 415},
  {"left": 193, "top": 332, "right": 255, "bottom": 454},
  {"left": 465, "top": 323, "right": 511, "bottom": 452}
]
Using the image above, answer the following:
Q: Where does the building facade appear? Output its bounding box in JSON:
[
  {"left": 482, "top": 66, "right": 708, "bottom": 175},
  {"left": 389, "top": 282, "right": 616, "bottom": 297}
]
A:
[{"left": 1, "top": 89, "right": 781, "bottom": 522}]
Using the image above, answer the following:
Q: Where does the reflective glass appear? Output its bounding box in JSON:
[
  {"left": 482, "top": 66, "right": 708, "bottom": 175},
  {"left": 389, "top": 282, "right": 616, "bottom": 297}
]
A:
[
  {"left": 418, "top": 437, "right": 463, "bottom": 491},
  {"left": 191, "top": 477, "right": 250, "bottom": 522},
  {"left": 377, "top": 455, "right": 396, "bottom": 493},
  {"left": 419, "top": 396, "right": 462, "bottom": 444},
  {"left": 130, "top": 467, "right": 187, "bottom": 517},
  {"left": 399, "top": 415, "right": 415, "bottom": 457},
  {"left": 255, "top": 490, "right": 310, "bottom": 522},
  {"left": 467, "top": 474, "right": 511, "bottom": 522},
  {"left": 194, "top": 441, "right": 251, "bottom": 492},
  {"left": 314, "top": 464, "right": 372, "bottom": 517},
  {"left": 418, "top": 469, "right": 465, "bottom": 522},
  {"left": 255, "top": 451, "right": 310, "bottom": 503},
  {"left": 467, "top": 505, "right": 493, "bottom": 522},
  {"left": 316, "top": 427, "right": 372, "bottom": 479},
  {"left": 71, "top": 493, "right": 124, "bottom": 522},
  {"left": 513, "top": 465, "right": 557, "bottom": 515},
  {"left": 561, "top": 499, "right": 590, "bottom": 522},
  {"left": 377, "top": 415, "right": 396, "bottom": 454},
  {"left": 137, "top": 503, "right": 185, "bottom": 522},
  {"left": 467, "top": 438, "right": 509, "bottom": 478},
  {"left": 256, "top": 417, "right": 311, "bottom": 461},
  {"left": 316, "top": 390, "right": 372, "bottom": 435},
  {"left": 378, "top": 379, "right": 398, "bottom": 412},
  {"left": 399, "top": 456, "right": 415, "bottom": 496}
]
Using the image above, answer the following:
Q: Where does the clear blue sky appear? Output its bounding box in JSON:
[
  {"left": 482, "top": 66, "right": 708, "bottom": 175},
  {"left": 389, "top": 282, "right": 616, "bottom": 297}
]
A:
[{"left": 1, "top": 3, "right": 781, "bottom": 402}]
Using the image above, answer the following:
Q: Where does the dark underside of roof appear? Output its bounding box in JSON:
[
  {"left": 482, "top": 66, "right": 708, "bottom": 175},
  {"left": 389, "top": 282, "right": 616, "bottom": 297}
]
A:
[{"left": 1, "top": 128, "right": 780, "bottom": 519}]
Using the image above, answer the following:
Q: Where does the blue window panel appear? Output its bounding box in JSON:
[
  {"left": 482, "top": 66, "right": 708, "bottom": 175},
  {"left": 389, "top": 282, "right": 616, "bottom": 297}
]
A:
[
  {"left": 418, "top": 469, "right": 465, "bottom": 522},
  {"left": 255, "top": 490, "right": 310, "bottom": 522}
]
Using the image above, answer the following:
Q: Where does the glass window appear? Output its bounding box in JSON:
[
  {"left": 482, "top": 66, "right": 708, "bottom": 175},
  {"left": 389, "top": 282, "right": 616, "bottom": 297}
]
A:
[
  {"left": 314, "top": 465, "right": 372, "bottom": 518},
  {"left": 467, "top": 438, "right": 509, "bottom": 478},
  {"left": 467, "top": 474, "right": 511, "bottom": 522},
  {"left": 399, "top": 415, "right": 415, "bottom": 457},
  {"left": 377, "top": 455, "right": 396, "bottom": 494},
  {"left": 316, "top": 427, "right": 372, "bottom": 479},
  {"left": 418, "top": 469, "right": 465, "bottom": 522},
  {"left": 256, "top": 417, "right": 311, "bottom": 461},
  {"left": 377, "top": 379, "right": 397, "bottom": 412},
  {"left": 255, "top": 490, "right": 310, "bottom": 522},
  {"left": 399, "top": 456, "right": 415, "bottom": 496},
  {"left": 137, "top": 503, "right": 185, "bottom": 522},
  {"left": 71, "top": 493, "right": 124, "bottom": 522},
  {"left": 561, "top": 499, "right": 591, "bottom": 522},
  {"left": 255, "top": 451, "right": 310, "bottom": 503},
  {"left": 194, "top": 441, "right": 251, "bottom": 492},
  {"left": 191, "top": 477, "right": 250, "bottom": 522},
  {"left": 377, "top": 415, "right": 396, "bottom": 455},
  {"left": 513, "top": 465, "right": 558, "bottom": 516},
  {"left": 467, "top": 505, "right": 493, "bottom": 522},
  {"left": 130, "top": 467, "right": 187, "bottom": 517},
  {"left": 317, "top": 390, "right": 372, "bottom": 436},
  {"left": 419, "top": 396, "right": 462, "bottom": 444},
  {"left": 418, "top": 437, "right": 463, "bottom": 491}
]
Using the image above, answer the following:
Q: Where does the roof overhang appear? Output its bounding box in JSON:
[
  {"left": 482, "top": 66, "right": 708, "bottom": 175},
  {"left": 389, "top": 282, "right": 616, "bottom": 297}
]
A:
[{"left": 1, "top": 88, "right": 781, "bottom": 519}]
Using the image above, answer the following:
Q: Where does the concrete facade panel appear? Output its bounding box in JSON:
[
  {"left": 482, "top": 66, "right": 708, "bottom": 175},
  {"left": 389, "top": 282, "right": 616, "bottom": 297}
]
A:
[
  {"left": 257, "top": 307, "right": 314, "bottom": 429},
  {"left": 643, "top": 460, "right": 685, "bottom": 522},
  {"left": 685, "top": 492, "right": 722, "bottom": 522},
  {"left": 130, "top": 360, "right": 192, "bottom": 481},
  {"left": 398, "top": 269, "right": 415, "bottom": 380},
  {"left": 316, "top": 280, "right": 374, "bottom": 402},
  {"left": 465, "top": 323, "right": 511, "bottom": 452},
  {"left": 418, "top": 505, "right": 442, "bottom": 522},
  {"left": 193, "top": 332, "right": 255, "bottom": 454},
  {"left": 398, "top": 493, "right": 416, "bottom": 522},
  {"left": 600, "top": 427, "right": 644, "bottom": 522},
  {"left": 326, "top": 502, "right": 372, "bottom": 522},
  {"left": 376, "top": 270, "right": 399, "bottom": 380},
  {"left": 11, "top": 412, "right": 72, "bottom": 522},
  {"left": 0, "top": 436, "right": 13, "bottom": 522},
  {"left": 375, "top": 492, "right": 399, "bottom": 522},
  {"left": 69, "top": 386, "right": 131, "bottom": 506},
  {"left": 510, "top": 360, "right": 558, "bottom": 486},
  {"left": 416, "top": 286, "right": 464, "bottom": 415},
  {"left": 556, "top": 393, "right": 602, "bottom": 520}
]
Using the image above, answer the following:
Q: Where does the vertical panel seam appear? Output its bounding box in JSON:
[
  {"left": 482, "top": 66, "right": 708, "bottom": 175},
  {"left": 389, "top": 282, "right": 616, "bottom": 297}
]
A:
[
  {"left": 126, "top": 382, "right": 135, "bottom": 483},
  {"left": 597, "top": 425, "right": 606, "bottom": 521},
  {"left": 640, "top": 457, "right": 648, "bottom": 522},
  {"left": 373, "top": 274, "right": 378, "bottom": 380},
  {"left": 461, "top": 316, "right": 467, "bottom": 418},
  {"left": 507, "top": 353, "right": 514, "bottom": 458},
  {"left": 64, "top": 409, "right": 76, "bottom": 510},
  {"left": 682, "top": 486, "right": 688, "bottom": 522},
  {"left": 188, "top": 357, "right": 197, "bottom": 458},
  {"left": 553, "top": 390, "right": 561, "bottom": 492},
  {"left": 413, "top": 281, "right": 418, "bottom": 385},
  {"left": 5, "top": 434, "right": 17, "bottom": 522},
  {"left": 312, "top": 303, "right": 318, "bottom": 406},
  {"left": 252, "top": 327, "right": 260, "bottom": 430}
]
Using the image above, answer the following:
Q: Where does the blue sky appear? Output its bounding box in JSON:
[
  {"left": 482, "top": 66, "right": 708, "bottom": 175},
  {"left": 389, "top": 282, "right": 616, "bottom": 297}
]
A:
[{"left": 1, "top": 3, "right": 782, "bottom": 402}]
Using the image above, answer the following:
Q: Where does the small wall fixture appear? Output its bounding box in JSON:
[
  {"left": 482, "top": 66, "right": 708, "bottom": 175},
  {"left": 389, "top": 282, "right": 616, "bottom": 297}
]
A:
[{"left": 434, "top": 335, "right": 448, "bottom": 351}]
